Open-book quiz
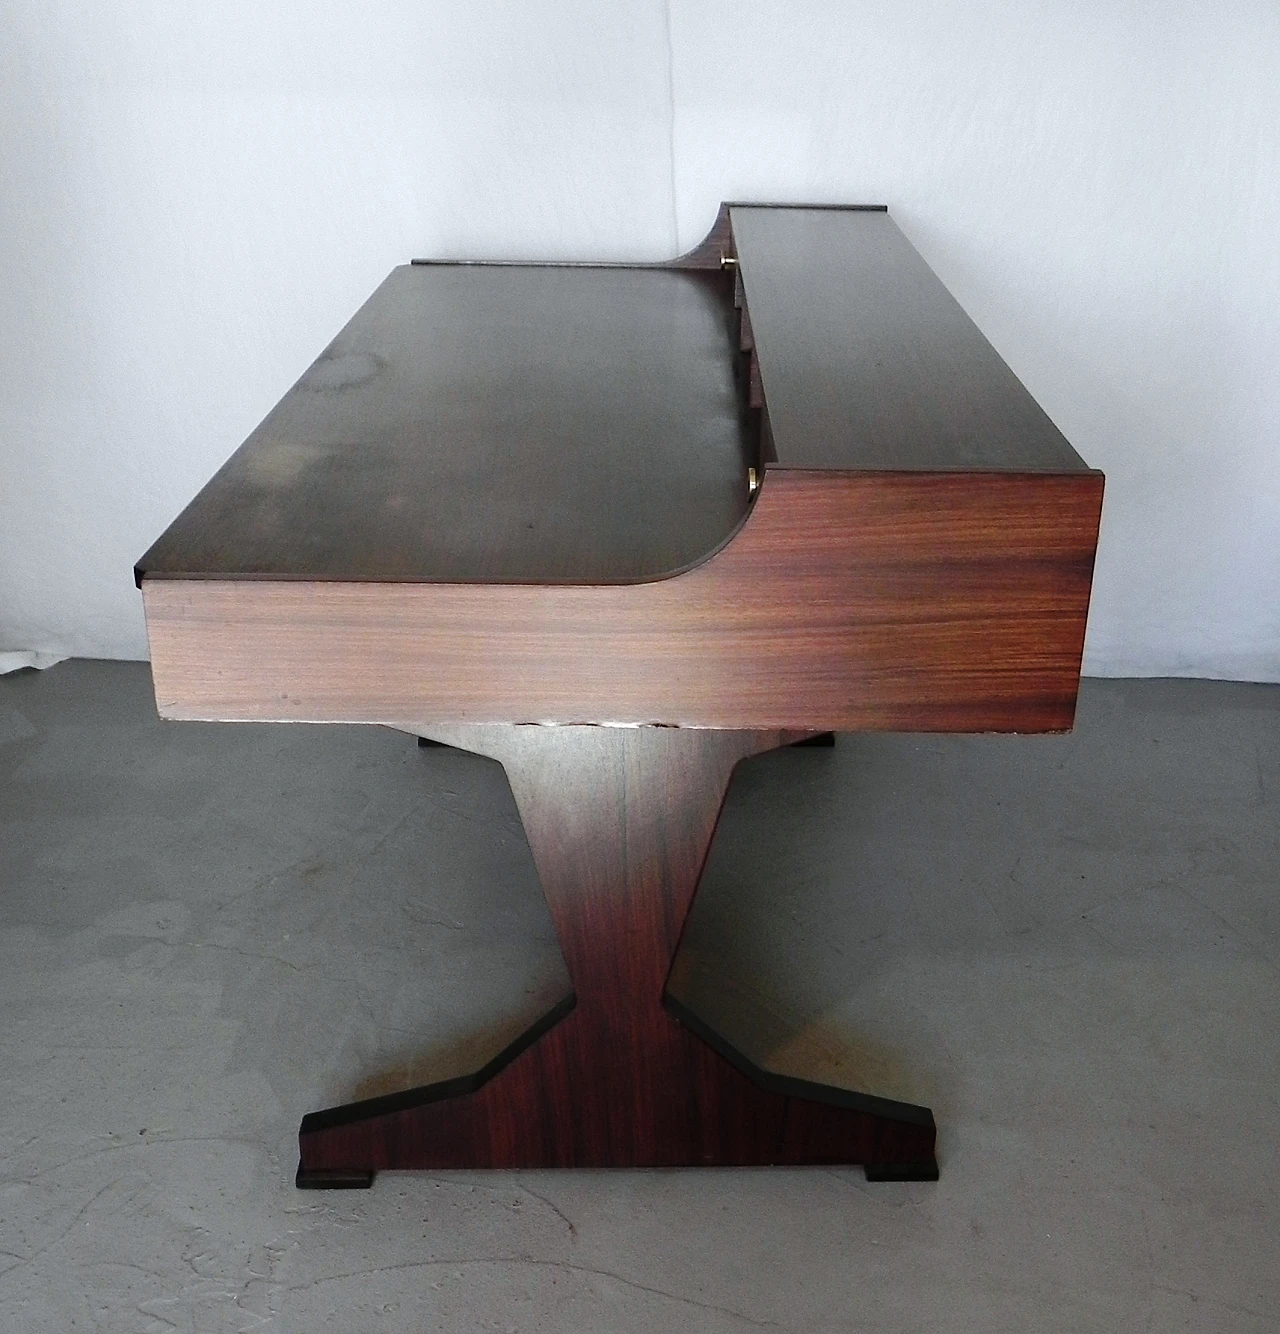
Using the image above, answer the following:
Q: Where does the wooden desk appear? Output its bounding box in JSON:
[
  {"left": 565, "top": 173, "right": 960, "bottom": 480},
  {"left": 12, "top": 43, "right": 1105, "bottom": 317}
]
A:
[{"left": 137, "top": 204, "right": 1103, "bottom": 1186}]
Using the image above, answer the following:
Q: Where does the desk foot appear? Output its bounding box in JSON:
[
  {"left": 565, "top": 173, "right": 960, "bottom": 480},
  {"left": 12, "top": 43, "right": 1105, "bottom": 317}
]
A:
[
  {"left": 295, "top": 1166, "right": 374, "bottom": 1189},
  {"left": 864, "top": 1159, "right": 940, "bottom": 1182},
  {"left": 298, "top": 725, "right": 936, "bottom": 1184}
]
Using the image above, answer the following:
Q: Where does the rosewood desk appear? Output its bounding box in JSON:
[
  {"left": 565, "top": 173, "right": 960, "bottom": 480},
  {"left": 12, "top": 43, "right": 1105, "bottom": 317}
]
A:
[{"left": 136, "top": 204, "right": 1103, "bottom": 1187}]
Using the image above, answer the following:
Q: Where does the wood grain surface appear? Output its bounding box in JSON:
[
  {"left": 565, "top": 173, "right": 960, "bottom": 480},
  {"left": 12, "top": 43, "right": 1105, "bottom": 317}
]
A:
[
  {"left": 139, "top": 204, "right": 1104, "bottom": 738},
  {"left": 297, "top": 725, "right": 937, "bottom": 1180},
  {"left": 144, "top": 468, "right": 1103, "bottom": 732}
]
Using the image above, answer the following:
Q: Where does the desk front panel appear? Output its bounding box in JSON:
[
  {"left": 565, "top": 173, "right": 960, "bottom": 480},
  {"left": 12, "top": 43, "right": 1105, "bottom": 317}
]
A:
[{"left": 142, "top": 469, "right": 1103, "bottom": 734}]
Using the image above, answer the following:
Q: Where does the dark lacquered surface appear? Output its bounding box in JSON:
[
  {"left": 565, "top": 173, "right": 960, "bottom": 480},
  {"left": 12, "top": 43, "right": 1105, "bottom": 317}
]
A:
[
  {"left": 138, "top": 265, "right": 750, "bottom": 584},
  {"left": 730, "top": 206, "right": 1091, "bottom": 473}
]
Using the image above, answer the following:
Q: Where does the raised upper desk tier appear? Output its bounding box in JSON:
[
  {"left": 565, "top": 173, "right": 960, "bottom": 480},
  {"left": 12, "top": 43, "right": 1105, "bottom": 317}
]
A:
[{"left": 138, "top": 204, "right": 1103, "bottom": 734}]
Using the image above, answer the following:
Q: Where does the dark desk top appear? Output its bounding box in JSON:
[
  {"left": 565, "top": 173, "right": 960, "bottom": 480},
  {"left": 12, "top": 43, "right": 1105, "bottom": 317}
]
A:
[
  {"left": 729, "top": 206, "right": 1090, "bottom": 473},
  {"left": 138, "top": 204, "right": 1093, "bottom": 589},
  {"left": 137, "top": 264, "right": 750, "bottom": 585}
]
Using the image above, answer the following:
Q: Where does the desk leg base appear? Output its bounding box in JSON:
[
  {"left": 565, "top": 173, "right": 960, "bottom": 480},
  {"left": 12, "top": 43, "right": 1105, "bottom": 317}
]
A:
[
  {"left": 298, "top": 724, "right": 938, "bottom": 1187},
  {"left": 296, "top": 994, "right": 936, "bottom": 1183}
]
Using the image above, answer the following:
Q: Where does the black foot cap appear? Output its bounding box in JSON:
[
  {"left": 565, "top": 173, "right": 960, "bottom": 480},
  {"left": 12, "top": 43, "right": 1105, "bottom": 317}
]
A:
[
  {"left": 296, "top": 1166, "right": 375, "bottom": 1190},
  {"left": 864, "top": 1159, "right": 940, "bottom": 1183},
  {"left": 791, "top": 732, "right": 836, "bottom": 748}
]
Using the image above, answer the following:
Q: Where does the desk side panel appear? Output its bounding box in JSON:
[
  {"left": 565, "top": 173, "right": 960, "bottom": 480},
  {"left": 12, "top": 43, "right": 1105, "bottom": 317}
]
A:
[{"left": 142, "top": 470, "right": 1103, "bottom": 733}]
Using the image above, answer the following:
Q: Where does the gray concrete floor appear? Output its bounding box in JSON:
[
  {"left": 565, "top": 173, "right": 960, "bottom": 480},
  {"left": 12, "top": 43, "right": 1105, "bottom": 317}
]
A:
[{"left": 1, "top": 661, "right": 1277, "bottom": 1333}]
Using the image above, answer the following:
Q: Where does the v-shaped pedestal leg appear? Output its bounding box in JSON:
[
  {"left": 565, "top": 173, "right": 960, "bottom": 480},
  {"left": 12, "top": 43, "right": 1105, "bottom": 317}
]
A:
[{"left": 297, "top": 726, "right": 937, "bottom": 1186}]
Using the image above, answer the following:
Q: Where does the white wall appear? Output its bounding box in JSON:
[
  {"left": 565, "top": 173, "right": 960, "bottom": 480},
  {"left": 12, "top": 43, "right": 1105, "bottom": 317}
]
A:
[{"left": 3, "top": 1, "right": 1277, "bottom": 679}]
